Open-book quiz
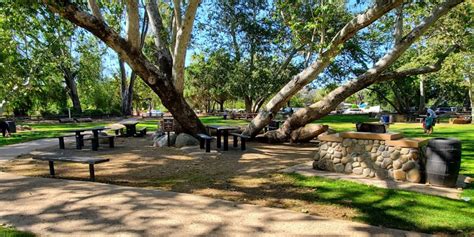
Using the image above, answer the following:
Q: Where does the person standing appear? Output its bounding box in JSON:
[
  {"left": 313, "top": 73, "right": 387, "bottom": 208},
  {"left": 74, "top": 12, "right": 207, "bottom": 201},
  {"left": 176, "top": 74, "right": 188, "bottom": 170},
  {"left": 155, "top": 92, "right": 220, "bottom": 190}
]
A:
[{"left": 423, "top": 112, "right": 435, "bottom": 135}]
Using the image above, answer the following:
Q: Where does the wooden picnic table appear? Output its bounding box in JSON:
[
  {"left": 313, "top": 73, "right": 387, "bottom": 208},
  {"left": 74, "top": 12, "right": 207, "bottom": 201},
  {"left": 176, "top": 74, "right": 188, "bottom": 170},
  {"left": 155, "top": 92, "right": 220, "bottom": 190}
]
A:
[
  {"left": 207, "top": 125, "right": 240, "bottom": 151},
  {"left": 67, "top": 126, "right": 106, "bottom": 150},
  {"left": 120, "top": 121, "right": 140, "bottom": 137}
]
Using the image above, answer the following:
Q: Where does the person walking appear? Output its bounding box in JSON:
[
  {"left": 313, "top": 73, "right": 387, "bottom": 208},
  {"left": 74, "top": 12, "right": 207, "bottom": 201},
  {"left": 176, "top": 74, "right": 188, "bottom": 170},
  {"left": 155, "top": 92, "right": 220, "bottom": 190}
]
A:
[{"left": 423, "top": 112, "right": 435, "bottom": 135}]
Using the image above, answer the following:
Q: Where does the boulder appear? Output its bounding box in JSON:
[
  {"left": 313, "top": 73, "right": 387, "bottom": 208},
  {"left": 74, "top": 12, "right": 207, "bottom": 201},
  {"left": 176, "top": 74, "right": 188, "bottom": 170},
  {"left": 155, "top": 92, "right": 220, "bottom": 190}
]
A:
[
  {"left": 406, "top": 168, "right": 421, "bottom": 183},
  {"left": 393, "top": 160, "right": 402, "bottom": 169},
  {"left": 382, "top": 158, "right": 392, "bottom": 168},
  {"left": 344, "top": 163, "right": 353, "bottom": 173},
  {"left": 362, "top": 168, "right": 371, "bottom": 177},
  {"left": 393, "top": 169, "right": 406, "bottom": 181},
  {"left": 175, "top": 133, "right": 199, "bottom": 148},
  {"left": 154, "top": 133, "right": 177, "bottom": 147},
  {"left": 334, "top": 163, "right": 344, "bottom": 173},
  {"left": 353, "top": 167, "right": 363, "bottom": 175},
  {"left": 402, "top": 161, "right": 416, "bottom": 171},
  {"left": 313, "top": 152, "right": 321, "bottom": 161},
  {"left": 390, "top": 151, "right": 400, "bottom": 160}
]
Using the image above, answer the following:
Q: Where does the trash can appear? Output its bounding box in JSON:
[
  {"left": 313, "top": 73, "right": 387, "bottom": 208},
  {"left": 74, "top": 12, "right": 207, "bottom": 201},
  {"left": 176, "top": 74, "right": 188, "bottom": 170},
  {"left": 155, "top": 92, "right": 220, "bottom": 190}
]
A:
[
  {"left": 6, "top": 120, "right": 16, "bottom": 133},
  {"left": 425, "top": 138, "right": 462, "bottom": 187}
]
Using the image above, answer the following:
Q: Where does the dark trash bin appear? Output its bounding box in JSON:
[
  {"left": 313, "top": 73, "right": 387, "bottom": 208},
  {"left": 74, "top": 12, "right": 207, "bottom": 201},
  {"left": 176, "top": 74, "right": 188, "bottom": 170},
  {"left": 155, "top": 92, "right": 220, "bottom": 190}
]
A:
[
  {"left": 6, "top": 121, "right": 16, "bottom": 133},
  {"left": 425, "top": 138, "right": 461, "bottom": 187}
]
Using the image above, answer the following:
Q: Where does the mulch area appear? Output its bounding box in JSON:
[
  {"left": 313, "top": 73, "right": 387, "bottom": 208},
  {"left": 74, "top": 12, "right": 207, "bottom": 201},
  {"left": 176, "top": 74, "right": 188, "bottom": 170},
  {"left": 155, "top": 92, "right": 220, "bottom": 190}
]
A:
[{"left": 0, "top": 135, "right": 357, "bottom": 219}]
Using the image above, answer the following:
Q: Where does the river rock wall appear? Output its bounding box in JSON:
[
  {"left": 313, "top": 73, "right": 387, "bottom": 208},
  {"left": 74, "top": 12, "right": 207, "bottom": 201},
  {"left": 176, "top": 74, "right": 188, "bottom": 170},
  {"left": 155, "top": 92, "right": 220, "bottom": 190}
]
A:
[{"left": 313, "top": 138, "right": 422, "bottom": 183}]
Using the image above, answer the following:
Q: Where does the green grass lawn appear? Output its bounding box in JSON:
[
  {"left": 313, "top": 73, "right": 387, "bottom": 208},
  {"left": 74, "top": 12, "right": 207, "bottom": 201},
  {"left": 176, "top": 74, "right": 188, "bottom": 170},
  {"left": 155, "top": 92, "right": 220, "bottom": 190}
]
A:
[{"left": 0, "top": 226, "right": 35, "bottom": 237}]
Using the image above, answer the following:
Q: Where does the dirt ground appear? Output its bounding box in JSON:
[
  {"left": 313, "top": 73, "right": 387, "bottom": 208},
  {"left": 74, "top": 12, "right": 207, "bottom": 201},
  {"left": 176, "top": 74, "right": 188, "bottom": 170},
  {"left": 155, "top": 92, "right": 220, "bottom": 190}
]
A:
[{"left": 0, "top": 135, "right": 357, "bottom": 220}]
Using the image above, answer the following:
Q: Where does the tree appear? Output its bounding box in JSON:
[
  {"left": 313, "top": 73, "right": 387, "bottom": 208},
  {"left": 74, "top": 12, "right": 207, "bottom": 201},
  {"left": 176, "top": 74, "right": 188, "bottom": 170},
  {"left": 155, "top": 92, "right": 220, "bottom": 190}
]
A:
[
  {"left": 42, "top": 0, "right": 206, "bottom": 135},
  {"left": 243, "top": 0, "right": 404, "bottom": 137},
  {"left": 263, "top": 0, "right": 464, "bottom": 143}
]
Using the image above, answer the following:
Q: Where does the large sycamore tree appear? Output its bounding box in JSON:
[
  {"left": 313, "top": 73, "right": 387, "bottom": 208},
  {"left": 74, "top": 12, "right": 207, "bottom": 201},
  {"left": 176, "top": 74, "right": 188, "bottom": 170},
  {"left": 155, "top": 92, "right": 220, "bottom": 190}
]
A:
[
  {"left": 43, "top": 0, "right": 206, "bottom": 134},
  {"left": 244, "top": 0, "right": 465, "bottom": 142}
]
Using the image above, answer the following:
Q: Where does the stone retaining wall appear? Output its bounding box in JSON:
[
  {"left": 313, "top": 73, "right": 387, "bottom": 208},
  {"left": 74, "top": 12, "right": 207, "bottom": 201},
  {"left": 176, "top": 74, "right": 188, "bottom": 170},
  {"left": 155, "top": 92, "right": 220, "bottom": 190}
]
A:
[{"left": 313, "top": 138, "right": 422, "bottom": 183}]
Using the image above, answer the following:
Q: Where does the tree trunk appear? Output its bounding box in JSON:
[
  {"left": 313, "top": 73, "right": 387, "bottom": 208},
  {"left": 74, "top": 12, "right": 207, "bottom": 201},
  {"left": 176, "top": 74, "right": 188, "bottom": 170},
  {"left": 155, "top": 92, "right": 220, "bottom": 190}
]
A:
[
  {"left": 418, "top": 76, "right": 426, "bottom": 113},
  {"left": 243, "top": 0, "right": 403, "bottom": 137},
  {"left": 263, "top": 0, "right": 461, "bottom": 142},
  {"left": 45, "top": 1, "right": 207, "bottom": 136},
  {"left": 470, "top": 77, "right": 474, "bottom": 123},
  {"left": 218, "top": 100, "right": 224, "bottom": 112},
  {"left": 63, "top": 68, "right": 82, "bottom": 113},
  {"left": 119, "top": 59, "right": 133, "bottom": 116},
  {"left": 244, "top": 97, "right": 253, "bottom": 113}
]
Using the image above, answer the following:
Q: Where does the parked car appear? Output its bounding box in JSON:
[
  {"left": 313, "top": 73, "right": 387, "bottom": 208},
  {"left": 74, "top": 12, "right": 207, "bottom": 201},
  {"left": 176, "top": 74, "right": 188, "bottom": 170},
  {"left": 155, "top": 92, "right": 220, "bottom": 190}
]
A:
[
  {"left": 342, "top": 108, "right": 365, "bottom": 114},
  {"left": 150, "top": 110, "right": 164, "bottom": 117}
]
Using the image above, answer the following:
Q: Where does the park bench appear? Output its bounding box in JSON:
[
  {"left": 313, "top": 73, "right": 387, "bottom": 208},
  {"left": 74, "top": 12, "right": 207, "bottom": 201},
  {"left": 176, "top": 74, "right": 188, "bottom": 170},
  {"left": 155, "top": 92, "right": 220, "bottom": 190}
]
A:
[
  {"left": 135, "top": 127, "right": 147, "bottom": 137},
  {"left": 56, "top": 134, "right": 76, "bottom": 149},
  {"left": 33, "top": 156, "right": 110, "bottom": 181},
  {"left": 230, "top": 133, "right": 251, "bottom": 150},
  {"left": 108, "top": 127, "right": 124, "bottom": 136},
  {"left": 197, "top": 133, "right": 213, "bottom": 152},
  {"left": 58, "top": 118, "right": 75, "bottom": 123},
  {"left": 75, "top": 117, "right": 93, "bottom": 123}
]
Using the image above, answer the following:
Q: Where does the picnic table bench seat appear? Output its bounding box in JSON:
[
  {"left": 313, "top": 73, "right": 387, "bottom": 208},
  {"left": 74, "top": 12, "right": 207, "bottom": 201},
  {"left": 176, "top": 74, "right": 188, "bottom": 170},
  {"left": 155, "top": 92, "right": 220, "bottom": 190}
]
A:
[
  {"left": 197, "top": 133, "right": 214, "bottom": 152},
  {"left": 230, "top": 133, "right": 251, "bottom": 150},
  {"left": 108, "top": 127, "right": 124, "bottom": 136},
  {"left": 75, "top": 117, "right": 93, "bottom": 123},
  {"left": 135, "top": 127, "right": 147, "bottom": 137},
  {"left": 33, "top": 156, "right": 110, "bottom": 181}
]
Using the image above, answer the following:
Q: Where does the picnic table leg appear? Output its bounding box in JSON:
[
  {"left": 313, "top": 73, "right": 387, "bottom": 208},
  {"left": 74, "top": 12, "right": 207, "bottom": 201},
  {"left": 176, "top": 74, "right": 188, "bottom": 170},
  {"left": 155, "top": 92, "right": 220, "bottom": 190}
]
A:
[
  {"left": 93, "top": 130, "right": 100, "bottom": 149},
  {"left": 131, "top": 125, "right": 137, "bottom": 136},
  {"left": 216, "top": 130, "right": 221, "bottom": 148},
  {"left": 91, "top": 138, "right": 98, "bottom": 151},
  {"left": 241, "top": 137, "right": 246, "bottom": 151},
  {"left": 48, "top": 161, "right": 55, "bottom": 177},
  {"left": 59, "top": 137, "right": 65, "bottom": 149},
  {"left": 200, "top": 138, "right": 205, "bottom": 149},
  {"left": 205, "top": 139, "right": 211, "bottom": 153},
  {"left": 223, "top": 131, "right": 229, "bottom": 151},
  {"left": 75, "top": 132, "right": 82, "bottom": 150},
  {"left": 233, "top": 135, "right": 238, "bottom": 147},
  {"left": 89, "top": 164, "right": 95, "bottom": 181}
]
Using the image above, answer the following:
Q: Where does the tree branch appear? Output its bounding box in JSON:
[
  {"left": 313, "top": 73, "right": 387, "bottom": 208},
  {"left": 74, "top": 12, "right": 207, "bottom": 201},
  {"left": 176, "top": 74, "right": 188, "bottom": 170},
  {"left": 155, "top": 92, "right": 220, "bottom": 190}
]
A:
[
  {"left": 126, "top": 0, "right": 140, "bottom": 48},
  {"left": 377, "top": 45, "right": 459, "bottom": 82},
  {"left": 172, "top": 0, "right": 201, "bottom": 94},
  {"left": 87, "top": 0, "right": 103, "bottom": 21}
]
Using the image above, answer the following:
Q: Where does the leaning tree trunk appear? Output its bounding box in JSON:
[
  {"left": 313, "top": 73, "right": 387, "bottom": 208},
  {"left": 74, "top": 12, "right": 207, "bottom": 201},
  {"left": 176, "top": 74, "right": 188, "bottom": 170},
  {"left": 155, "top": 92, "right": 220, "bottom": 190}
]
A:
[
  {"left": 263, "top": 0, "right": 462, "bottom": 143},
  {"left": 242, "top": 0, "right": 404, "bottom": 137},
  {"left": 63, "top": 69, "right": 82, "bottom": 113},
  {"left": 45, "top": 1, "right": 207, "bottom": 136}
]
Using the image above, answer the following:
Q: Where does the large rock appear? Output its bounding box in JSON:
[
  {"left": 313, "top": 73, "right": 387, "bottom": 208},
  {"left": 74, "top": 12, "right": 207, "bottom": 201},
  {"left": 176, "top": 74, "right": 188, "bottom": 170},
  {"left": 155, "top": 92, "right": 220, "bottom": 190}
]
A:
[
  {"left": 334, "top": 163, "right": 344, "bottom": 173},
  {"left": 344, "top": 163, "right": 353, "bottom": 173},
  {"left": 175, "top": 133, "right": 199, "bottom": 148},
  {"left": 154, "top": 133, "right": 177, "bottom": 147},
  {"left": 393, "top": 169, "right": 406, "bottom": 181},
  {"left": 382, "top": 158, "right": 392, "bottom": 168},
  {"left": 402, "top": 161, "right": 416, "bottom": 171},
  {"left": 353, "top": 167, "right": 363, "bottom": 175},
  {"left": 290, "top": 124, "right": 329, "bottom": 142},
  {"left": 393, "top": 160, "right": 402, "bottom": 169},
  {"left": 406, "top": 168, "right": 421, "bottom": 183}
]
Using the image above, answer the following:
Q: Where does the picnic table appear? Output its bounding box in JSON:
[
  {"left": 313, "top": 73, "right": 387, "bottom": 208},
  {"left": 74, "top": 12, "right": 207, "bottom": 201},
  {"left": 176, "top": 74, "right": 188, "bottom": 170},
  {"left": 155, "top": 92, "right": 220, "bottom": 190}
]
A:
[
  {"left": 120, "top": 121, "right": 139, "bottom": 137},
  {"left": 67, "top": 126, "right": 106, "bottom": 150},
  {"left": 207, "top": 125, "right": 240, "bottom": 151}
]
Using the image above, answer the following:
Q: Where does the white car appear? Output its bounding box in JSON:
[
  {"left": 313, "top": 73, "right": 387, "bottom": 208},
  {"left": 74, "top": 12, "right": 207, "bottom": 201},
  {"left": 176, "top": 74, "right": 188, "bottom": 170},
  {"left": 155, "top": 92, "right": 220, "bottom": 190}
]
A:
[
  {"left": 150, "top": 110, "right": 164, "bottom": 117},
  {"left": 342, "top": 108, "right": 365, "bottom": 114}
]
